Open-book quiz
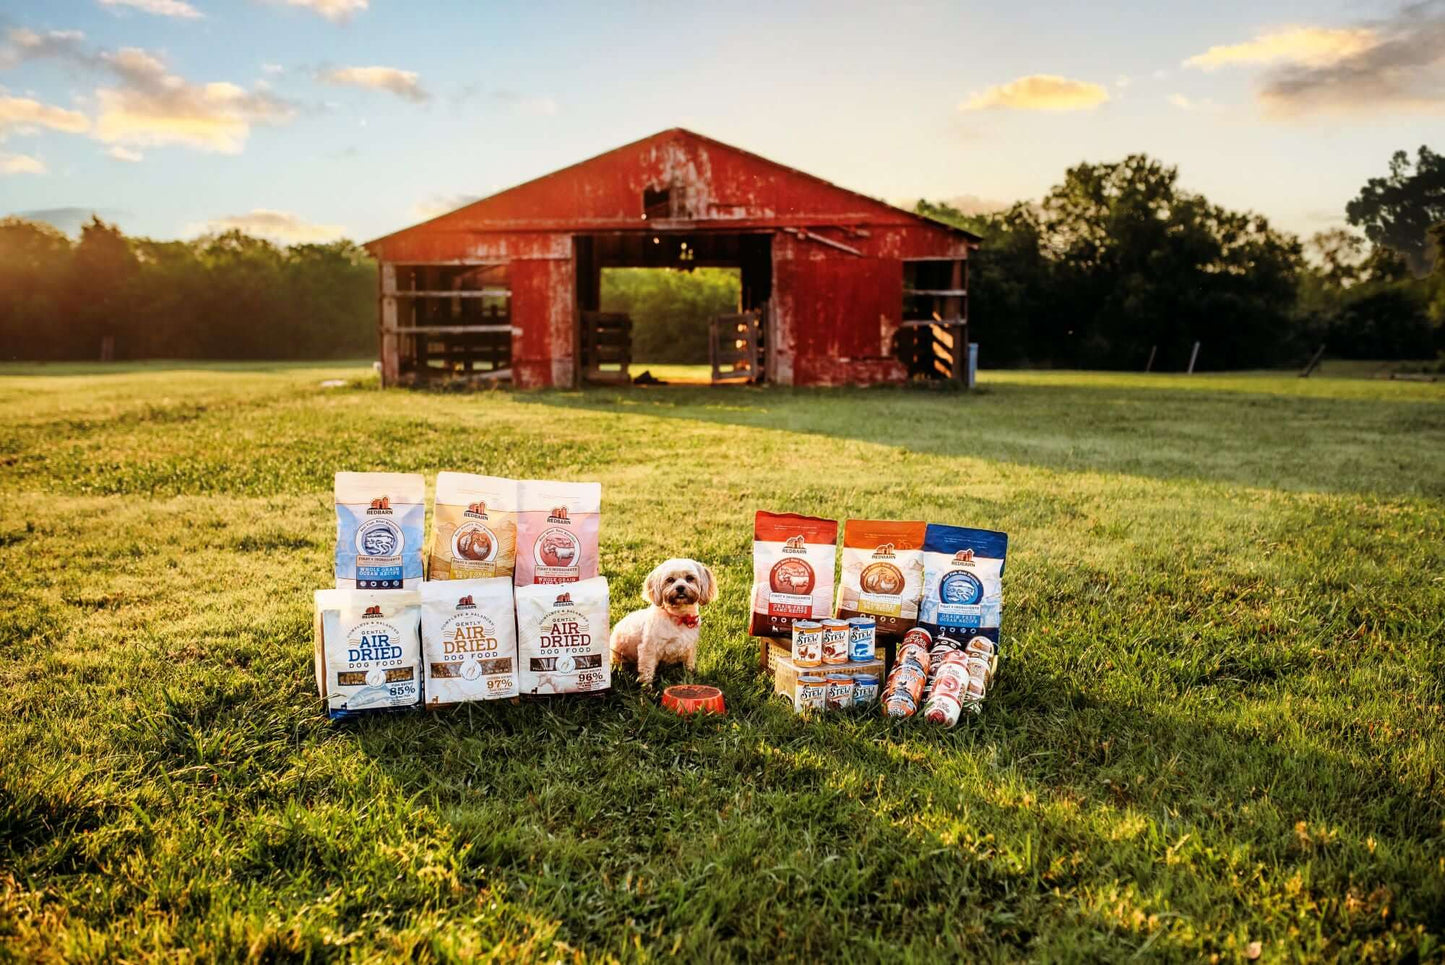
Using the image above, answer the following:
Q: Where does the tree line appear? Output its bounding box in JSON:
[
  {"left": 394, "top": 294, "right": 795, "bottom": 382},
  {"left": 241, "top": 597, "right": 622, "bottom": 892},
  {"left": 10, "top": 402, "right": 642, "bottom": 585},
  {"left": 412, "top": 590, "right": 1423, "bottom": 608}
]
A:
[
  {"left": 0, "top": 219, "right": 374, "bottom": 362},
  {"left": 918, "top": 146, "right": 1444, "bottom": 370},
  {"left": 1, "top": 146, "right": 1441, "bottom": 368}
]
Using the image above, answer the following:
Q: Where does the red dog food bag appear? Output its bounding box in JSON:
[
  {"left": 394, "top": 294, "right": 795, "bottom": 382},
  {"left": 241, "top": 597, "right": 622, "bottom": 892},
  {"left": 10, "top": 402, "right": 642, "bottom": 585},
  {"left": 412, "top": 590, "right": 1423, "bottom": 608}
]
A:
[
  {"left": 514, "top": 480, "right": 601, "bottom": 586},
  {"left": 836, "top": 519, "right": 927, "bottom": 639},
  {"left": 749, "top": 511, "right": 839, "bottom": 637}
]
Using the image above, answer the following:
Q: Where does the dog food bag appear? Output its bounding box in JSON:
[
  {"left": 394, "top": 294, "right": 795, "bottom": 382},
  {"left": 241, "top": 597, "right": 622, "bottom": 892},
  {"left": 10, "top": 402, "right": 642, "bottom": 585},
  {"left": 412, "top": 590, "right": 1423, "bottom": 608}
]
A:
[
  {"left": 334, "top": 472, "right": 425, "bottom": 589},
  {"left": 314, "top": 588, "right": 422, "bottom": 720},
  {"left": 514, "top": 480, "right": 602, "bottom": 586},
  {"left": 420, "top": 577, "right": 518, "bottom": 706},
  {"left": 429, "top": 473, "right": 520, "bottom": 581},
  {"left": 749, "top": 511, "right": 838, "bottom": 637},
  {"left": 835, "top": 519, "right": 926, "bottom": 638},
  {"left": 515, "top": 576, "right": 611, "bottom": 695},
  {"left": 917, "top": 524, "right": 1009, "bottom": 643}
]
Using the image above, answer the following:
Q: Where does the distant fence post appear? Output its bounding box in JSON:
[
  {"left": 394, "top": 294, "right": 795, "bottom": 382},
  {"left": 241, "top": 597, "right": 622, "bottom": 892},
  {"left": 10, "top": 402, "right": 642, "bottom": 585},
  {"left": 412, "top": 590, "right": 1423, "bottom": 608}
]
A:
[
  {"left": 100, "top": 336, "right": 115, "bottom": 362},
  {"left": 967, "top": 342, "right": 978, "bottom": 389},
  {"left": 1145, "top": 345, "right": 1157, "bottom": 372},
  {"left": 1186, "top": 341, "right": 1200, "bottom": 374},
  {"left": 1299, "top": 344, "right": 1326, "bottom": 378}
]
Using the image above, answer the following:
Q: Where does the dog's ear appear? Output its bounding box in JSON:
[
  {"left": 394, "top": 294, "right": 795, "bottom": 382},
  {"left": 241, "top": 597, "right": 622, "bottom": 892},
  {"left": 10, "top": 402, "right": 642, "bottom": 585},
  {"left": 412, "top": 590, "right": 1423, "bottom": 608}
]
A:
[
  {"left": 696, "top": 561, "right": 719, "bottom": 605},
  {"left": 642, "top": 564, "right": 667, "bottom": 607}
]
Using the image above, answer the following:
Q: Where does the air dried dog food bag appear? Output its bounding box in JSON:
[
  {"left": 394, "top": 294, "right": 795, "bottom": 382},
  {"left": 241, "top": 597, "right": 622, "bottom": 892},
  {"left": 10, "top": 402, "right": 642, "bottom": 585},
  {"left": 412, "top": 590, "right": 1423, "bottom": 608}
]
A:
[
  {"left": 514, "top": 480, "right": 601, "bottom": 586},
  {"left": 749, "top": 511, "right": 839, "bottom": 637},
  {"left": 917, "top": 524, "right": 1009, "bottom": 643},
  {"left": 836, "top": 519, "right": 926, "bottom": 638},
  {"left": 429, "top": 473, "right": 520, "bottom": 581},
  {"left": 420, "top": 577, "right": 518, "bottom": 706},
  {"left": 334, "top": 472, "right": 425, "bottom": 589},
  {"left": 314, "top": 588, "right": 422, "bottom": 720},
  {"left": 514, "top": 576, "right": 611, "bottom": 695}
]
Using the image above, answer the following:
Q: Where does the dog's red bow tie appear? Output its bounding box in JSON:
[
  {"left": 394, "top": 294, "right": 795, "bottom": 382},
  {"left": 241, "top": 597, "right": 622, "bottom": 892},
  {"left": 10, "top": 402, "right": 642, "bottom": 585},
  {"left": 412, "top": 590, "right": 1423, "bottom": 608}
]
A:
[{"left": 670, "top": 613, "right": 700, "bottom": 628}]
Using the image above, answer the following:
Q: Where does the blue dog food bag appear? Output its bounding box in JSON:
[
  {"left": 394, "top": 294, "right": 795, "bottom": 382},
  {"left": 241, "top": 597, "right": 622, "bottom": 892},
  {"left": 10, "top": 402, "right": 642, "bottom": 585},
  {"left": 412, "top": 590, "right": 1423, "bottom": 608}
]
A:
[
  {"left": 334, "top": 472, "right": 425, "bottom": 589},
  {"left": 314, "top": 588, "right": 422, "bottom": 720},
  {"left": 917, "top": 524, "right": 1008, "bottom": 643}
]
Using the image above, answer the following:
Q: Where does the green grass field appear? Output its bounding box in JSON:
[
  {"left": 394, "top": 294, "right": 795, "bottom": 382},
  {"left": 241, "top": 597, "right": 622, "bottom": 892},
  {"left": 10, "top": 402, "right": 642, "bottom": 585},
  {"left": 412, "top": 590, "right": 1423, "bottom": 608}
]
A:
[{"left": 2, "top": 362, "right": 1443, "bottom": 962}]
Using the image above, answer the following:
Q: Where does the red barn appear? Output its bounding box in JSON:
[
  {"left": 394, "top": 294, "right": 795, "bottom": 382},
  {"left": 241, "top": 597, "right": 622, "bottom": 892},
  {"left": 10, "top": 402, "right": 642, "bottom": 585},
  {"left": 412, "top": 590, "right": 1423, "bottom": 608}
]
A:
[{"left": 363, "top": 128, "right": 979, "bottom": 388}]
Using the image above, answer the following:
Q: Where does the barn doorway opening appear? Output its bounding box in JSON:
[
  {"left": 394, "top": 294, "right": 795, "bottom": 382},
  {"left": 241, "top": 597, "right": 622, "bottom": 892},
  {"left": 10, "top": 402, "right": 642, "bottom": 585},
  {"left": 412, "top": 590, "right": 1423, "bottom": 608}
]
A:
[
  {"left": 598, "top": 267, "right": 740, "bottom": 384},
  {"left": 574, "top": 233, "right": 772, "bottom": 386}
]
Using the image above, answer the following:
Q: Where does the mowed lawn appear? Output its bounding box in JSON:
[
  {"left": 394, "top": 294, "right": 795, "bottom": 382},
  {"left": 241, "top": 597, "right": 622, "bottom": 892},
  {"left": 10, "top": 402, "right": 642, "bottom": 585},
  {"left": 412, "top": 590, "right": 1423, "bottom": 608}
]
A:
[{"left": 1, "top": 362, "right": 1443, "bottom": 962}]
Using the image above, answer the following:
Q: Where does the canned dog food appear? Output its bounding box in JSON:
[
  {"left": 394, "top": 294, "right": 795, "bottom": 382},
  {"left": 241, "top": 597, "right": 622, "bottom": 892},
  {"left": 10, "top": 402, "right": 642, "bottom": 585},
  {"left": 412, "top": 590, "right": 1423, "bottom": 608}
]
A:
[
  {"left": 825, "top": 674, "right": 855, "bottom": 710},
  {"left": 900, "top": 626, "right": 933, "bottom": 651},
  {"left": 923, "top": 639, "right": 964, "bottom": 699},
  {"left": 796, "top": 674, "right": 828, "bottom": 713},
  {"left": 820, "top": 619, "right": 850, "bottom": 664},
  {"left": 792, "top": 620, "right": 823, "bottom": 667},
  {"left": 966, "top": 654, "right": 991, "bottom": 689},
  {"left": 852, "top": 674, "right": 880, "bottom": 707},
  {"left": 965, "top": 635, "right": 995, "bottom": 658},
  {"left": 883, "top": 689, "right": 917, "bottom": 718},
  {"left": 847, "top": 617, "right": 876, "bottom": 661}
]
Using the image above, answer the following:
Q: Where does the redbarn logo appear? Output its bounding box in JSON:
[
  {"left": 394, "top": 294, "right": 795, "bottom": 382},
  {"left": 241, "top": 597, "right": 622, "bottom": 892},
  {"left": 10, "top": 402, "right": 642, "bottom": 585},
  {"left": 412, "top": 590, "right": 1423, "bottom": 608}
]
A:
[
  {"left": 456, "top": 595, "right": 475, "bottom": 608},
  {"left": 782, "top": 535, "right": 806, "bottom": 554},
  {"left": 554, "top": 592, "right": 572, "bottom": 606},
  {"left": 547, "top": 506, "right": 570, "bottom": 524},
  {"left": 366, "top": 496, "right": 392, "bottom": 514},
  {"left": 465, "top": 501, "right": 487, "bottom": 518},
  {"left": 873, "top": 542, "right": 896, "bottom": 559},
  {"left": 952, "top": 549, "right": 975, "bottom": 564},
  {"left": 363, "top": 605, "right": 383, "bottom": 617}
]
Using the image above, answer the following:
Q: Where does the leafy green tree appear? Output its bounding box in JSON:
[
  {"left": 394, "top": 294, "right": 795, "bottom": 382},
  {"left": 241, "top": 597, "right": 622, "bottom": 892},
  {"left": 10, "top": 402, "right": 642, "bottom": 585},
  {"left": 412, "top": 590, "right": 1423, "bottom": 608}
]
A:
[
  {"left": 69, "top": 217, "right": 139, "bottom": 359},
  {"left": 1346, "top": 147, "right": 1445, "bottom": 275},
  {"left": 0, "top": 218, "right": 73, "bottom": 360},
  {"left": 599, "top": 267, "right": 740, "bottom": 364}
]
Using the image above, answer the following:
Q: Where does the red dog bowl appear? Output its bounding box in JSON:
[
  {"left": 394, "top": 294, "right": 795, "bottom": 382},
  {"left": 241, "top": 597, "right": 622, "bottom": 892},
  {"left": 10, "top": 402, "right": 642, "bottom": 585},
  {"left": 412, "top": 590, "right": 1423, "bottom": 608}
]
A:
[{"left": 661, "top": 684, "right": 726, "bottom": 715}]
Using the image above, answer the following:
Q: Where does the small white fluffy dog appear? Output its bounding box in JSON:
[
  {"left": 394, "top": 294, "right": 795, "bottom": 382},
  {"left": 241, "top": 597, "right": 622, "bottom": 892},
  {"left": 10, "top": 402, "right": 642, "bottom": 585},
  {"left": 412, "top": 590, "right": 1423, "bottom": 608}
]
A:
[{"left": 609, "top": 558, "right": 718, "bottom": 686}]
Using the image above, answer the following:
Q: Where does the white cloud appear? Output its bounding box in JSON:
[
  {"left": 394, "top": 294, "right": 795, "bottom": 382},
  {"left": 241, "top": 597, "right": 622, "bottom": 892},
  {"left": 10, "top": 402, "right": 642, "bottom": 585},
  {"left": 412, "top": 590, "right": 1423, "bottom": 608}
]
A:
[
  {"left": 1184, "top": 27, "right": 1378, "bottom": 70},
  {"left": 1, "top": 31, "right": 294, "bottom": 153},
  {"left": 409, "top": 193, "right": 482, "bottom": 220},
  {"left": 319, "top": 65, "right": 429, "bottom": 102},
  {"left": 1168, "top": 94, "right": 1222, "bottom": 113},
  {"left": 0, "top": 151, "right": 46, "bottom": 174},
  {"left": 91, "top": 47, "right": 294, "bottom": 153},
  {"left": 0, "top": 94, "right": 92, "bottom": 138},
  {"left": 190, "top": 209, "right": 346, "bottom": 242},
  {"left": 278, "top": 0, "right": 367, "bottom": 22},
  {"left": 261, "top": 62, "right": 284, "bottom": 75},
  {"left": 960, "top": 74, "right": 1110, "bottom": 111},
  {"left": 106, "top": 144, "right": 143, "bottom": 161},
  {"left": 98, "top": 0, "right": 204, "bottom": 19}
]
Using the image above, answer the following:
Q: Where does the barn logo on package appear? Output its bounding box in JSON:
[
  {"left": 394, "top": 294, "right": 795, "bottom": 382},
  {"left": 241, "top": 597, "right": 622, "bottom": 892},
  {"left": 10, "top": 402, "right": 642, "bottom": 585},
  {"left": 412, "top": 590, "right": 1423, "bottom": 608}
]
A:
[
  {"left": 554, "top": 592, "right": 572, "bottom": 607},
  {"left": 871, "top": 542, "right": 897, "bottom": 560},
  {"left": 366, "top": 496, "right": 393, "bottom": 515},
  {"left": 464, "top": 501, "right": 489, "bottom": 519},
  {"left": 456, "top": 595, "right": 476, "bottom": 609},
  {"left": 951, "top": 549, "right": 976, "bottom": 566},
  {"left": 547, "top": 506, "right": 571, "bottom": 525},
  {"left": 363, "top": 605, "right": 383, "bottom": 618},
  {"left": 782, "top": 535, "right": 807, "bottom": 555}
]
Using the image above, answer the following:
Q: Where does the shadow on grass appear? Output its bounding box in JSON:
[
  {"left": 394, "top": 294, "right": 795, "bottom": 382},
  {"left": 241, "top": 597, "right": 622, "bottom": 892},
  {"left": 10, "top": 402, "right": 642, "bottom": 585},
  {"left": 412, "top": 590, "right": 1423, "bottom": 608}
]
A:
[
  {"left": 512, "top": 381, "right": 1445, "bottom": 499},
  {"left": 336, "top": 650, "right": 1445, "bottom": 958}
]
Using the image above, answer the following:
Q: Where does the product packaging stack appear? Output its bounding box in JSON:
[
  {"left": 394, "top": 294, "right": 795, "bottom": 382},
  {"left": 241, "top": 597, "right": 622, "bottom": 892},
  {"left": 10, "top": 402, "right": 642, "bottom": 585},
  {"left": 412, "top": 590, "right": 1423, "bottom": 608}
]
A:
[
  {"left": 314, "top": 472, "right": 608, "bottom": 720},
  {"left": 750, "top": 510, "right": 1008, "bottom": 724}
]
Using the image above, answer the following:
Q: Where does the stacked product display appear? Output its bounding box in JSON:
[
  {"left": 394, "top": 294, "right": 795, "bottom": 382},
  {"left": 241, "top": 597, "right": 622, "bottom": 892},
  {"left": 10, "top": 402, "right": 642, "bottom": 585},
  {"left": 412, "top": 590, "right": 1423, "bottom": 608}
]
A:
[
  {"left": 314, "top": 472, "right": 608, "bottom": 720},
  {"left": 751, "top": 511, "right": 1008, "bottom": 724}
]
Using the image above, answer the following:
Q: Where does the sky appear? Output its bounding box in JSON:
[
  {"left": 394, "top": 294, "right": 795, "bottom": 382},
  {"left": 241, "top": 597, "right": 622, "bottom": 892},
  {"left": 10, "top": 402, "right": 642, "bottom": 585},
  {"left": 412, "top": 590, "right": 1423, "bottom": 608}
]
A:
[{"left": 0, "top": 0, "right": 1441, "bottom": 244}]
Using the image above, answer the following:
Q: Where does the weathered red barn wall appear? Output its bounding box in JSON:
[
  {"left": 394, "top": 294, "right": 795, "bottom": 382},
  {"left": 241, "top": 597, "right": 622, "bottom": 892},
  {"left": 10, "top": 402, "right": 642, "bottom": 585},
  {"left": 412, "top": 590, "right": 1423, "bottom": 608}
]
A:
[{"left": 365, "top": 129, "right": 975, "bottom": 388}]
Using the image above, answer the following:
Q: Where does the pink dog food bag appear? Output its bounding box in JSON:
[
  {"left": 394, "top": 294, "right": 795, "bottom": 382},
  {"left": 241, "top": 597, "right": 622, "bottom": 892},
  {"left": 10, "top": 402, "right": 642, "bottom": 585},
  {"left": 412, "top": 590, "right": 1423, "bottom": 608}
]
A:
[{"left": 514, "top": 480, "right": 601, "bottom": 586}]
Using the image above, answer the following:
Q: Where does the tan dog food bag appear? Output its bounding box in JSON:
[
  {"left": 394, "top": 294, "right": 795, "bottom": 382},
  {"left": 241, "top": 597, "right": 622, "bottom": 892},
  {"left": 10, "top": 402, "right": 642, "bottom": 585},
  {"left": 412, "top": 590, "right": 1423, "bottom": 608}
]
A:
[
  {"left": 836, "top": 519, "right": 927, "bottom": 638},
  {"left": 514, "top": 576, "right": 610, "bottom": 695},
  {"left": 514, "top": 480, "right": 601, "bottom": 586},
  {"left": 749, "top": 511, "right": 838, "bottom": 637},
  {"left": 429, "top": 473, "right": 520, "bottom": 581},
  {"left": 420, "top": 577, "right": 518, "bottom": 706}
]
